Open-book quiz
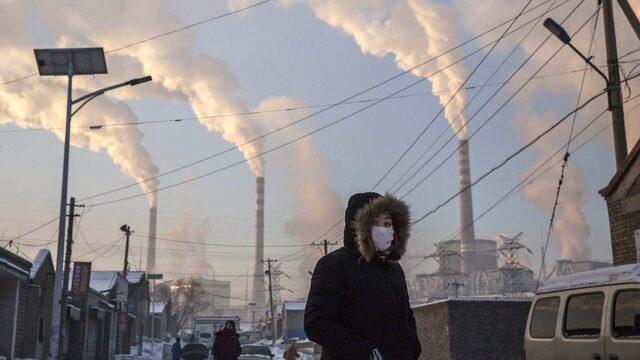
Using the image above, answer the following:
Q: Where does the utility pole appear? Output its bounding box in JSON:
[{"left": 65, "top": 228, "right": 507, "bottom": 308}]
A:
[
  {"left": 263, "top": 258, "right": 277, "bottom": 344},
  {"left": 59, "top": 197, "right": 82, "bottom": 355},
  {"left": 120, "top": 225, "right": 133, "bottom": 279},
  {"left": 602, "top": 0, "right": 628, "bottom": 169},
  {"left": 314, "top": 239, "right": 338, "bottom": 255}
]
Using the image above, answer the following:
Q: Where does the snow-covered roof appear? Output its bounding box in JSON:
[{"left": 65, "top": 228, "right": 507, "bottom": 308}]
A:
[
  {"left": 538, "top": 263, "right": 640, "bottom": 294},
  {"left": 30, "top": 249, "right": 51, "bottom": 279},
  {"left": 149, "top": 302, "right": 166, "bottom": 314},
  {"left": 411, "top": 296, "right": 532, "bottom": 309},
  {"left": 126, "top": 271, "right": 145, "bottom": 284},
  {"left": 89, "top": 271, "right": 120, "bottom": 293},
  {"left": 0, "top": 247, "right": 31, "bottom": 278},
  {"left": 283, "top": 301, "right": 306, "bottom": 311}
]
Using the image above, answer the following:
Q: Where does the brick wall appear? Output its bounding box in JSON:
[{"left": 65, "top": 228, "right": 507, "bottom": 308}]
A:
[
  {"left": 413, "top": 299, "right": 531, "bottom": 360},
  {"left": 606, "top": 199, "right": 639, "bottom": 265},
  {"left": 448, "top": 300, "right": 531, "bottom": 360},
  {"left": 0, "top": 278, "right": 28, "bottom": 358},
  {"left": 414, "top": 301, "right": 450, "bottom": 360}
]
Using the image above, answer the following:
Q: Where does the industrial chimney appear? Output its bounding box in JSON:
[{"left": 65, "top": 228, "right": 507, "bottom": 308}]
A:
[
  {"left": 458, "top": 139, "right": 476, "bottom": 275},
  {"left": 146, "top": 203, "right": 157, "bottom": 273},
  {"left": 252, "top": 177, "right": 266, "bottom": 309}
]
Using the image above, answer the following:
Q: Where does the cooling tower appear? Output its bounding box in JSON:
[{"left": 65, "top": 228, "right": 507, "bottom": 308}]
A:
[
  {"left": 459, "top": 139, "right": 476, "bottom": 275},
  {"left": 253, "top": 177, "right": 266, "bottom": 308},
  {"left": 146, "top": 205, "right": 157, "bottom": 273}
]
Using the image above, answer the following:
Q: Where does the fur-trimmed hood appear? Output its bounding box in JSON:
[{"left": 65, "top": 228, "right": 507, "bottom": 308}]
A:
[{"left": 352, "top": 193, "right": 410, "bottom": 262}]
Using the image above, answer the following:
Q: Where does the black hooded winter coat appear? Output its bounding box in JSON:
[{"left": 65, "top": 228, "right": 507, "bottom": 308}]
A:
[{"left": 304, "top": 192, "right": 421, "bottom": 360}]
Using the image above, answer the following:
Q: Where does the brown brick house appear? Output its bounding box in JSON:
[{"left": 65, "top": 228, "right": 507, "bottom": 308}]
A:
[{"left": 600, "top": 139, "right": 640, "bottom": 265}]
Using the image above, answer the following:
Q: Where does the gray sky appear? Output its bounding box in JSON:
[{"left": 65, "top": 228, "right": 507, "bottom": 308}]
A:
[{"left": 2, "top": 0, "right": 640, "bottom": 302}]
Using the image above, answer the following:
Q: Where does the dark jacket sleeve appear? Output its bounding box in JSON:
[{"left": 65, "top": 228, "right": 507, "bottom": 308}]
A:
[
  {"left": 400, "top": 266, "right": 421, "bottom": 359},
  {"left": 304, "top": 255, "right": 372, "bottom": 359},
  {"left": 212, "top": 334, "right": 219, "bottom": 356},
  {"left": 236, "top": 335, "right": 242, "bottom": 357}
]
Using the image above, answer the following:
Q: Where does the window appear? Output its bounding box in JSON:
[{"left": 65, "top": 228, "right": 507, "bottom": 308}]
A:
[
  {"left": 564, "top": 292, "right": 604, "bottom": 338},
  {"left": 613, "top": 290, "right": 640, "bottom": 339},
  {"left": 38, "top": 318, "right": 44, "bottom": 344},
  {"left": 530, "top": 297, "right": 560, "bottom": 338},
  {"left": 199, "top": 332, "right": 212, "bottom": 339}
]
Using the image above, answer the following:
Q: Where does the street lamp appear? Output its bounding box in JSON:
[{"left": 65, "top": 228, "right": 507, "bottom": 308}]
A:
[
  {"left": 543, "top": 15, "right": 627, "bottom": 169},
  {"left": 543, "top": 18, "right": 608, "bottom": 82},
  {"left": 34, "top": 47, "right": 152, "bottom": 360}
]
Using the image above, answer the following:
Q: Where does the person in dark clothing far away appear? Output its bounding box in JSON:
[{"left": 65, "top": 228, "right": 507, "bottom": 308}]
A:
[
  {"left": 171, "top": 337, "right": 182, "bottom": 360},
  {"left": 304, "top": 192, "right": 422, "bottom": 360},
  {"left": 212, "top": 320, "right": 242, "bottom": 360}
]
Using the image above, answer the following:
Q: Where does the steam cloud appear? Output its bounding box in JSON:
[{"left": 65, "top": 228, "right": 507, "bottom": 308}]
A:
[
  {"left": 287, "top": 0, "right": 471, "bottom": 138},
  {"left": 283, "top": 0, "right": 640, "bottom": 261},
  {"left": 254, "top": 96, "right": 343, "bottom": 282},
  {"left": 0, "top": 0, "right": 266, "bottom": 211}
]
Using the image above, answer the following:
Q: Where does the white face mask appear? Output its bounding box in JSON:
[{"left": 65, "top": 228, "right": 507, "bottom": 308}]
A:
[{"left": 371, "top": 226, "right": 394, "bottom": 252}]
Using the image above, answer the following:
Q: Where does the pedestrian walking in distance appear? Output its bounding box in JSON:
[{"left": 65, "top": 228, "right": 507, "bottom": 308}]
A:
[
  {"left": 212, "top": 320, "right": 242, "bottom": 360},
  {"left": 171, "top": 337, "right": 182, "bottom": 360},
  {"left": 305, "top": 192, "right": 421, "bottom": 359}
]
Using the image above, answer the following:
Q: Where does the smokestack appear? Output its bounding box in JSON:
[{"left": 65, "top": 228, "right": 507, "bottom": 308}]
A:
[
  {"left": 458, "top": 139, "right": 476, "bottom": 275},
  {"left": 253, "top": 177, "right": 266, "bottom": 309},
  {"left": 146, "top": 203, "right": 157, "bottom": 273}
]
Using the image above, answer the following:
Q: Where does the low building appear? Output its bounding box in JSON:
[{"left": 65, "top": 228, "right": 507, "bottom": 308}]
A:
[
  {"left": 23, "top": 249, "right": 55, "bottom": 359},
  {"left": 87, "top": 271, "right": 130, "bottom": 355},
  {"left": 600, "top": 139, "right": 640, "bottom": 265},
  {"left": 0, "top": 247, "right": 36, "bottom": 359},
  {"left": 147, "top": 301, "right": 175, "bottom": 339},
  {"left": 281, "top": 301, "right": 306, "bottom": 340},
  {"left": 413, "top": 297, "right": 532, "bottom": 360},
  {"left": 126, "top": 271, "right": 150, "bottom": 352}
]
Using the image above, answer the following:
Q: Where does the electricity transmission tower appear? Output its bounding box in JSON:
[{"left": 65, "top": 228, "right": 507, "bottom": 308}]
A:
[{"left": 498, "top": 232, "right": 532, "bottom": 297}]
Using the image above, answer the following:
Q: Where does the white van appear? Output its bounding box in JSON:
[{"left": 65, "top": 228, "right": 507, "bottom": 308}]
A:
[{"left": 524, "top": 264, "right": 640, "bottom": 359}]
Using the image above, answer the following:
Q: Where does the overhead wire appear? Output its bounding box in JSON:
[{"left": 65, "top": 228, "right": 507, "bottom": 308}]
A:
[
  {"left": 3, "top": 65, "right": 631, "bottom": 135},
  {"left": 400, "top": 1, "right": 596, "bottom": 199},
  {"left": 537, "top": 5, "right": 600, "bottom": 288},
  {"left": 371, "top": 0, "right": 536, "bottom": 190},
  {"left": 410, "top": 88, "right": 607, "bottom": 226},
  {"left": 387, "top": 0, "right": 560, "bottom": 194},
  {"left": 406, "top": 93, "right": 640, "bottom": 274},
  {"left": 77, "top": 0, "right": 575, "bottom": 205},
  {"left": 0, "top": 0, "right": 274, "bottom": 87},
  {"left": 396, "top": 0, "right": 591, "bottom": 199}
]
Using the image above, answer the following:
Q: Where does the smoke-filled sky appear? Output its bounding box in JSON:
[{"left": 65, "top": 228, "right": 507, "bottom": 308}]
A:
[{"left": 2, "top": 0, "right": 640, "bottom": 304}]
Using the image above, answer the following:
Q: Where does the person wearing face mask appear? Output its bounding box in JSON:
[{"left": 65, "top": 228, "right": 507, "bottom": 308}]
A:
[{"left": 304, "top": 192, "right": 421, "bottom": 360}]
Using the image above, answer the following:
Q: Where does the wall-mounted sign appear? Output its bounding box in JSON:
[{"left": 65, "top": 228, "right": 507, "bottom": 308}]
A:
[{"left": 71, "top": 261, "right": 91, "bottom": 295}]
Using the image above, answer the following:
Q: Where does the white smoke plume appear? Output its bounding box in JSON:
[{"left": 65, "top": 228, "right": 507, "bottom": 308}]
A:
[
  {"left": 286, "top": 0, "right": 640, "bottom": 262},
  {"left": 253, "top": 96, "right": 343, "bottom": 275},
  {"left": 278, "top": 0, "right": 471, "bottom": 138},
  {"left": 0, "top": 2, "right": 160, "bottom": 206},
  {"left": 0, "top": 0, "right": 265, "bottom": 211},
  {"left": 162, "top": 214, "right": 213, "bottom": 277}
]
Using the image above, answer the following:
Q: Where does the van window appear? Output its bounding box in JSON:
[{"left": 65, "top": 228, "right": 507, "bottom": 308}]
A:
[
  {"left": 530, "top": 296, "right": 560, "bottom": 338},
  {"left": 613, "top": 290, "right": 640, "bottom": 339},
  {"left": 564, "top": 292, "right": 604, "bottom": 338}
]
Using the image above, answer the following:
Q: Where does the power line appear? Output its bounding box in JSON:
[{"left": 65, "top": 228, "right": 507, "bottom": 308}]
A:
[
  {"left": 78, "top": 0, "right": 574, "bottom": 204},
  {"left": 4, "top": 65, "right": 627, "bottom": 135},
  {"left": 131, "top": 233, "right": 309, "bottom": 248},
  {"left": 397, "top": 0, "right": 591, "bottom": 199},
  {"left": 536, "top": 3, "right": 601, "bottom": 288},
  {"left": 387, "top": 0, "right": 561, "bottom": 194},
  {"left": 363, "top": 93, "right": 640, "bottom": 274},
  {"left": 411, "top": 89, "right": 607, "bottom": 225},
  {"left": 285, "top": 0, "right": 578, "bottom": 255},
  {"left": 371, "top": 0, "right": 536, "bottom": 190},
  {"left": 0, "top": 0, "right": 274, "bottom": 87}
]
